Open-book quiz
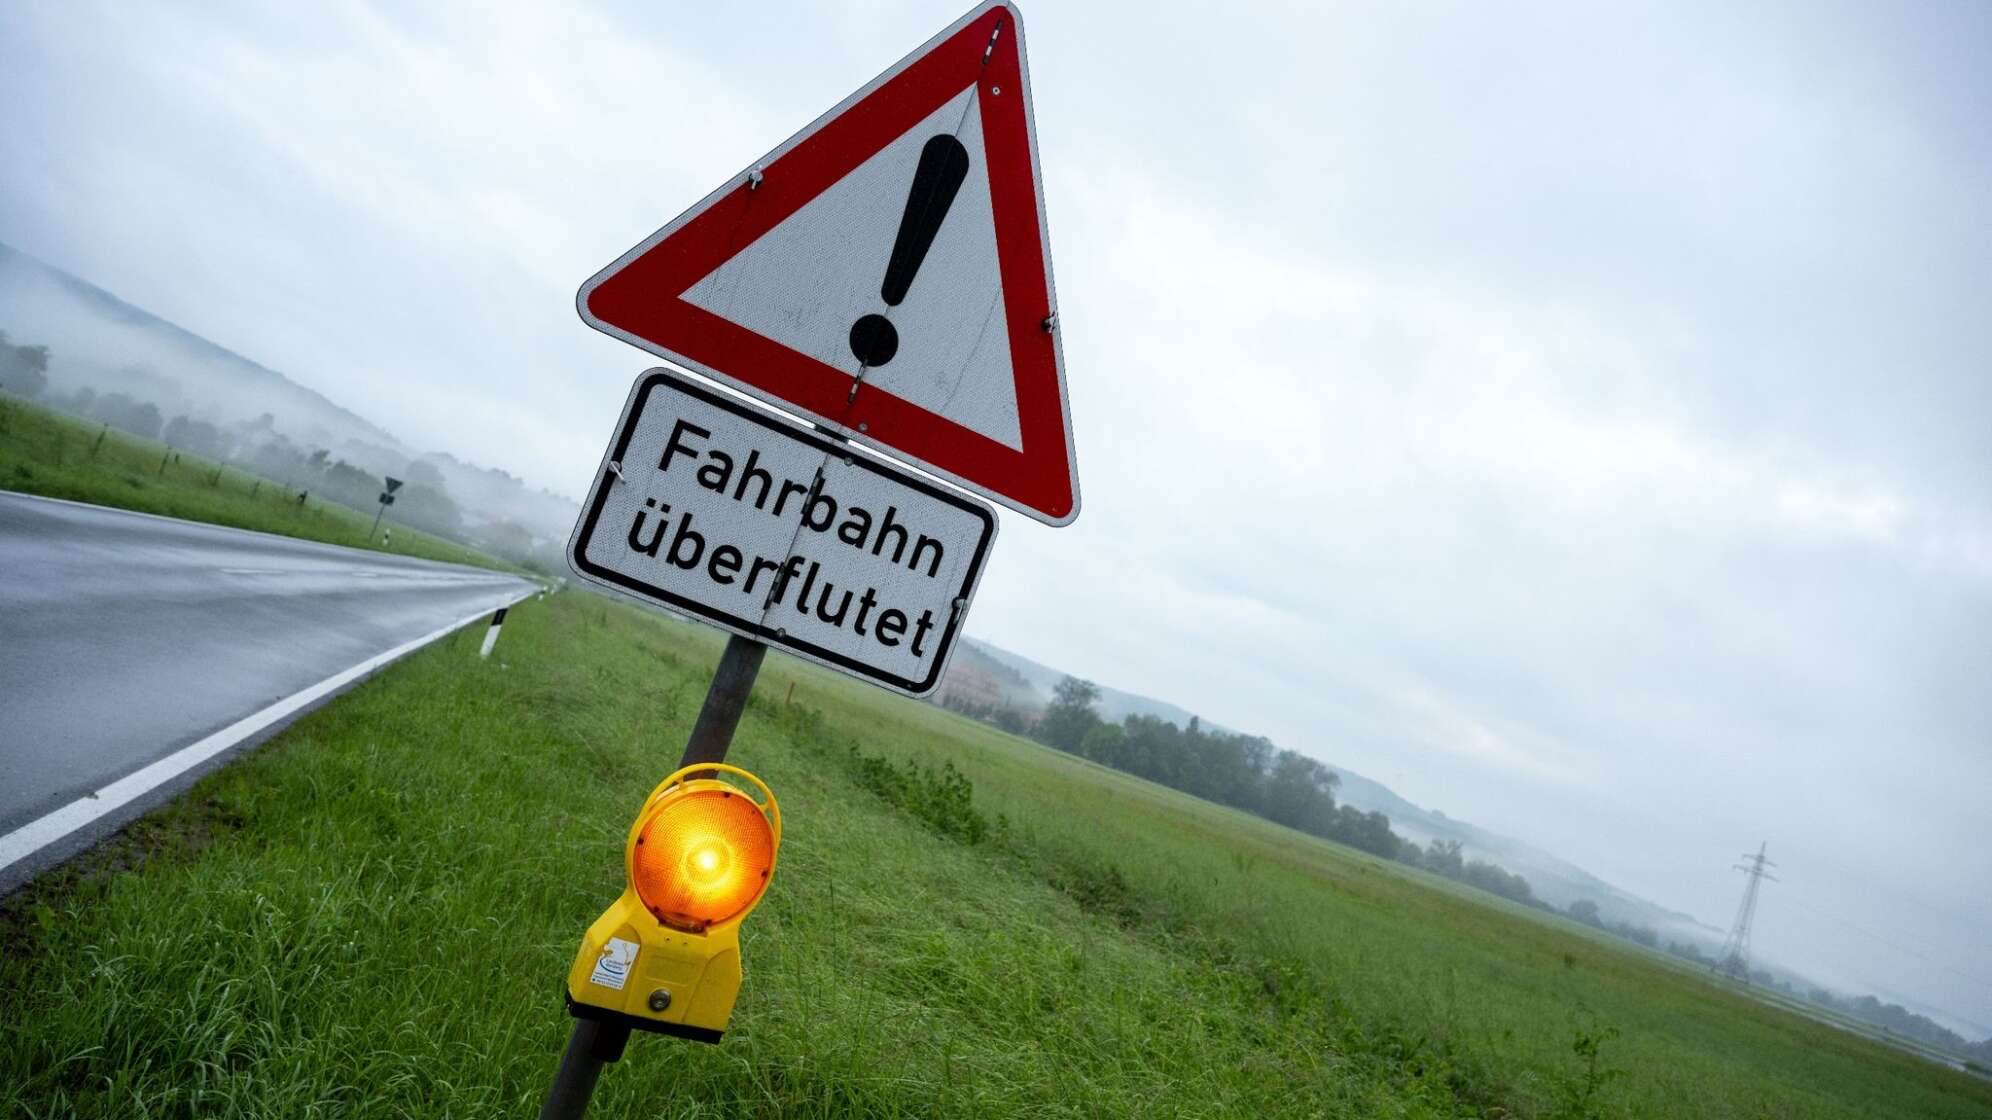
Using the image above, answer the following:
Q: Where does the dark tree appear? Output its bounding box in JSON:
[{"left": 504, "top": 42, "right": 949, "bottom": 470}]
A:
[
  {"left": 482, "top": 519, "right": 538, "bottom": 563},
  {"left": 1462, "top": 860, "right": 1535, "bottom": 905},
  {"left": 1425, "top": 839, "right": 1466, "bottom": 879},
  {"left": 1263, "top": 750, "right": 1337, "bottom": 833},
  {"left": 404, "top": 458, "right": 447, "bottom": 489},
  {"left": 0, "top": 331, "right": 50, "bottom": 398},
  {"left": 990, "top": 707, "right": 1030, "bottom": 736},
  {"left": 162, "top": 415, "right": 227, "bottom": 459},
  {"left": 1079, "top": 722, "right": 1128, "bottom": 769},
  {"left": 89, "top": 393, "right": 163, "bottom": 440},
  {"left": 394, "top": 483, "right": 463, "bottom": 538},
  {"left": 319, "top": 459, "right": 380, "bottom": 508},
  {"left": 1669, "top": 941, "right": 1710, "bottom": 965},
  {"left": 1609, "top": 921, "right": 1658, "bottom": 948},
  {"left": 1035, "top": 677, "right": 1102, "bottom": 753}
]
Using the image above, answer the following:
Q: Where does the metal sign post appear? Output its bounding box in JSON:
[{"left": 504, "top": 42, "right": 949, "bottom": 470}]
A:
[
  {"left": 545, "top": 4, "right": 1082, "bottom": 1113},
  {"left": 538, "top": 633, "right": 766, "bottom": 1120},
  {"left": 370, "top": 476, "right": 403, "bottom": 539}
]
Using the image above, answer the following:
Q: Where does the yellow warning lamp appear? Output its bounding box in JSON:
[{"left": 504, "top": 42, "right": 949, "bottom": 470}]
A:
[{"left": 564, "top": 763, "right": 781, "bottom": 1043}]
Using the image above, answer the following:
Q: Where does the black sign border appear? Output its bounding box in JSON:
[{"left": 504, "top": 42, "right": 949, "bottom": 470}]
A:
[{"left": 569, "top": 368, "right": 996, "bottom": 696}]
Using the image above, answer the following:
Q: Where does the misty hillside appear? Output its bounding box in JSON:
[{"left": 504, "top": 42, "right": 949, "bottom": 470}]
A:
[
  {"left": 0, "top": 242, "right": 578, "bottom": 555},
  {"left": 958, "top": 636, "right": 1717, "bottom": 943},
  {"left": 959, "top": 638, "right": 1233, "bottom": 732},
  {"left": 0, "top": 243, "right": 395, "bottom": 452}
]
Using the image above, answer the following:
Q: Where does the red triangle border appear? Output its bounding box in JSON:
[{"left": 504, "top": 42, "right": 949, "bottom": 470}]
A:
[{"left": 578, "top": 2, "right": 1077, "bottom": 525}]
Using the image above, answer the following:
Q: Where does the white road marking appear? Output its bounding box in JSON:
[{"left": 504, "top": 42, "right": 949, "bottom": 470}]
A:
[{"left": 0, "top": 589, "right": 531, "bottom": 880}]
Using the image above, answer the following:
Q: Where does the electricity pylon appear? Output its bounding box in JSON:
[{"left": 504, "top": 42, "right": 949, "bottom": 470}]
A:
[{"left": 1713, "top": 842, "right": 1777, "bottom": 983}]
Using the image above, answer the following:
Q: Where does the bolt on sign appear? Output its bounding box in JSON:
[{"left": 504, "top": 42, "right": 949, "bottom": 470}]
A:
[
  {"left": 577, "top": 1, "right": 1078, "bottom": 526},
  {"left": 569, "top": 369, "right": 995, "bottom": 696}
]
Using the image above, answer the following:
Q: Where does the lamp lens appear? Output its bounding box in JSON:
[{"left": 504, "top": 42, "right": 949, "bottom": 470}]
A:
[{"left": 633, "top": 787, "right": 774, "bottom": 930}]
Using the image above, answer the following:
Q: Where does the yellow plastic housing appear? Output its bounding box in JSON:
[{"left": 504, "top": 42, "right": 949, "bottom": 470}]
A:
[{"left": 564, "top": 764, "right": 781, "bottom": 1042}]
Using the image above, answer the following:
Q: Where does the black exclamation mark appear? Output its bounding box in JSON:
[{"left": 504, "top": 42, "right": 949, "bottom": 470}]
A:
[{"left": 848, "top": 134, "right": 971, "bottom": 369}]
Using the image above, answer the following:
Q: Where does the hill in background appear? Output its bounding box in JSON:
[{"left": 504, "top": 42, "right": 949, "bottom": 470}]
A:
[
  {"left": 0, "top": 242, "right": 578, "bottom": 563},
  {"left": 955, "top": 636, "right": 1716, "bottom": 942}
]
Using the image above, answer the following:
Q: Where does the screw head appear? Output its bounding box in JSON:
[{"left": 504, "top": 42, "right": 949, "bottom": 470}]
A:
[{"left": 648, "top": 988, "right": 672, "bottom": 1012}]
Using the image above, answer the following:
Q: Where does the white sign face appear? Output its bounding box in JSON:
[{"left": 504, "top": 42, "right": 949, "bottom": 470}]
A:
[
  {"left": 680, "top": 85, "right": 1021, "bottom": 449},
  {"left": 569, "top": 369, "right": 996, "bottom": 696},
  {"left": 575, "top": 2, "right": 1079, "bottom": 526}
]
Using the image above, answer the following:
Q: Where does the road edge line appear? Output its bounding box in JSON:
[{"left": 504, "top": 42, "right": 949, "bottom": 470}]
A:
[
  {"left": 0, "top": 590, "right": 533, "bottom": 882},
  {"left": 0, "top": 488, "right": 527, "bottom": 579}
]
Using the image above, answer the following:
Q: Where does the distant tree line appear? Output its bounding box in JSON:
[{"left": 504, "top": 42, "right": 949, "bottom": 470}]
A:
[
  {"left": 1564, "top": 898, "right": 1663, "bottom": 948},
  {"left": 1805, "top": 986, "right": 1991, "bottom": 1062},
  {"left": 1, "top": 332, "right": 551, "bottom": 568},
  {"left": 978, "top": 678, "right": 1992, "bottom": 1060},
  {"left": 1416, "top": 837, "right": 1542, "bottom": 908},
  {"left": 1673, "top": 939, "right": 1992, "bottom": 1062},
  {"left": 39, "top": 381, "right": 471, "bottom": 541},
  {"left": 1568, "top": 889, "right": 1992, "bottom": 1061},
  {"left": 944, "top": 676, "right": 1545, "bottom": 909}
]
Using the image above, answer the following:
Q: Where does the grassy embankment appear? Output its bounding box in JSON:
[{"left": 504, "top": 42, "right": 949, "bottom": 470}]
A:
[
  {"left": 0, "top": 394, "right": 518, "bottom": 572},
  {"left": 3, "top": 591, "right": 1988, "bottom": 1118}
]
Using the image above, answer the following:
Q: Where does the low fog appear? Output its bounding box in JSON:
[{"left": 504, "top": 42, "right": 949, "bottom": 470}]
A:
[{"left": 0, "top": 243, "right": 579, "bottom": 568}]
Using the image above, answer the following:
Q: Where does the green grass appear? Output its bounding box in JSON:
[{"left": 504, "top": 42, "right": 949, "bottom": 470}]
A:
[
  {"left": 4, "top": 592, "right": 1987, "bottom": 1118},
  {"left": 0, "top": 394, "right": 518, "bottom": 572}
]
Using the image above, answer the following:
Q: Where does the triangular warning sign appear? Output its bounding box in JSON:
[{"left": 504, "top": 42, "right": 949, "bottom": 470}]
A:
[{"left": 578, "top": 2, "right": 1079, "bottom": 525}]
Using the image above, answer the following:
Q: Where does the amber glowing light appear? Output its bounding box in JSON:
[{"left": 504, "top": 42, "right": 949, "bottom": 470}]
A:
[{"left": 631, "top": 786, "right": 775, "bottom": 931}]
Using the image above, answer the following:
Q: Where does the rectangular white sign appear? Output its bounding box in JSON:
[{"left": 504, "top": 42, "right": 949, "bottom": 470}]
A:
[{"left": 569, "top": 369, "right": 996, "bottom": 696}]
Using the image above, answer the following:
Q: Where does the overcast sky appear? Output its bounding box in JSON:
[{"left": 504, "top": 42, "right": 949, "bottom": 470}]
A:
[{"left": 4, "top": 1, "right": 1987, "bottom": 1036}]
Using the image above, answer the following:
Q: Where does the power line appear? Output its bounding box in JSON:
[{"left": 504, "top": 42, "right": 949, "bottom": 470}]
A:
[{"left": 1777, "top": 893, "right": 1992, "bottom": 998}]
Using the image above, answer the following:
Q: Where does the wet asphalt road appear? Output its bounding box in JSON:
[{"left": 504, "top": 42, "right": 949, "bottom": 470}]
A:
[{"left": 0, "top": 492, "right": 535, "bottom": 882}]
